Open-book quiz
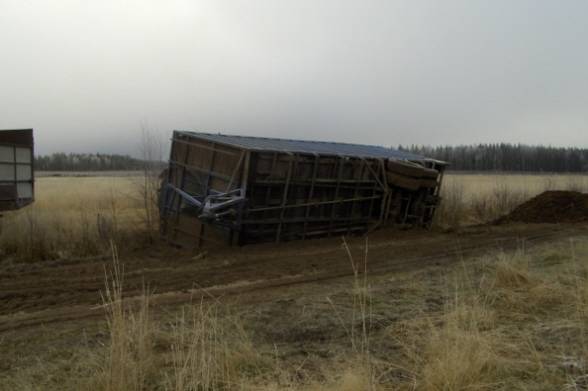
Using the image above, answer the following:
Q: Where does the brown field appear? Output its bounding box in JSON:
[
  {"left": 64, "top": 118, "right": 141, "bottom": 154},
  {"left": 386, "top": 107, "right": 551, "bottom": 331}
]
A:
[{"left": 1, "top": 172, "right": 588, "bottom": 390}]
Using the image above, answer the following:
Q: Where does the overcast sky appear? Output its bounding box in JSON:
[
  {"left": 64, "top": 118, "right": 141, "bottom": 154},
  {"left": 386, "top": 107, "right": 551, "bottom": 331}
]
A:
[{"left": 1, "top": 0, "right": 587, "bottom": 155}]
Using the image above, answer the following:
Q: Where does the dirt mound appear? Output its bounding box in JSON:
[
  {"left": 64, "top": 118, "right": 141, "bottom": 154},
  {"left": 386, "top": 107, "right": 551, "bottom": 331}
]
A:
[{"left": 499, "top": 191, "right": 588, "bottom": 224}]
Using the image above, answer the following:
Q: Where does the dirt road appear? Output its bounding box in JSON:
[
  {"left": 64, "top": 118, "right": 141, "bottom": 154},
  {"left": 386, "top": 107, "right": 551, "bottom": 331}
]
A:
[{"left": 1, "top": 223, "right": 587, "bottom": 333}]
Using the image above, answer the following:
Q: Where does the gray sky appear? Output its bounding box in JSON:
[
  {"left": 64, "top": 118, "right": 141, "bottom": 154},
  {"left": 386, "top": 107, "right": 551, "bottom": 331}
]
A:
[{"left": 1, "top": 0, "right": 587, "bottom": 155}]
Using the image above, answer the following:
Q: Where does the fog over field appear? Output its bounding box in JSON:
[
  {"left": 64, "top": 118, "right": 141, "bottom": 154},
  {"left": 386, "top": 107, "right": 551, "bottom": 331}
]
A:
[{"left": 1, "top": 0, "right": 587, "bottom": 155}]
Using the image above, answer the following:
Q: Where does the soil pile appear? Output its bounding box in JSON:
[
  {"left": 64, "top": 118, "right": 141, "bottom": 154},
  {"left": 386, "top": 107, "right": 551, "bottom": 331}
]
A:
[{"left": 499, "top": 191, "right": 588, "bottom": 224}]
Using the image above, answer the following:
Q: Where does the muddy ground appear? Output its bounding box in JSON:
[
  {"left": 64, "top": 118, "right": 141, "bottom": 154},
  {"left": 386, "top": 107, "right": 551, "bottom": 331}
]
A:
[
  {"left": 0, "top": 224, "right": 584, "bottom": 329},
  {"left": 2, "top": 223, "right": 588, "bottom": 386}
]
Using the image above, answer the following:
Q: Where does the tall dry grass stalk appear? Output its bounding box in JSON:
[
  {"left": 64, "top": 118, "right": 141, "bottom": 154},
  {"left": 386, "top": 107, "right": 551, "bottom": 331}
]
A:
[
  {"left": 435, "top": 180, "right": 466, "bottom": 228},
  {"left": 419, "top": 301, "right": 497, "bottom": 390},
  {"left": 168, "top": 302, "right": 265, "bottom": 390},
  {"left": 344, "top": 237, "right": 372, "bottom": 359},
  {"left": 469, "top": 185, "right": 528, "bottom": 223},
  {"left": 325, "top": 237, "right": 378, "bottom": 390},
  {"left": 135, "top": 127, "right": 164, "bottom": 242},
  {"left": 390, "top": 263, "right": 500, "bottom": 390},
  {"left": 98, "top": 242, "right": 154, "bottom": 391},
  {"left": 93, "top": 242, "right": 270, "bottom": 391}
]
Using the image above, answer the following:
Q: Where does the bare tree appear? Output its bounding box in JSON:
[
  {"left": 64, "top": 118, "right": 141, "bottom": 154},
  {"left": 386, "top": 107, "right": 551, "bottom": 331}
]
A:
[{"left": 138, "top": 126, "right": 164, "bottom": 242}]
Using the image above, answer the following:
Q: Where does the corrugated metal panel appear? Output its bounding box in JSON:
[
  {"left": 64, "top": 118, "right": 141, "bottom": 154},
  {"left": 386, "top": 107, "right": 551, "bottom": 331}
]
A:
[{"left": 176, "top": 130, "right": 430, "bottom": 161}]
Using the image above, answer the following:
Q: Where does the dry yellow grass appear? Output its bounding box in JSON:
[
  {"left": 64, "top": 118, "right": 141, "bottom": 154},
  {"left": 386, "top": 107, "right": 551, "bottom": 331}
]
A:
[
  {"left": 437, "top": 173, "right": 588, "bottom": 227},
  {"left": 0, "top": 175, "right": 151, "bottom": 261},
  {"left": 33, "top": 176, "right": 143, "bottom": 210},
  {"left": 444, "top": 173, "right": 588, "bottom": 202}
]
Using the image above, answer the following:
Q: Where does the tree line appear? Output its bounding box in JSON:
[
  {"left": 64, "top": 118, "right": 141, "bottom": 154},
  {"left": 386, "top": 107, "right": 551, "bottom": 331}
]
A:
[
  {"left": 400, "top": 144, "right": 588, "bottom": 172},
  {"left": 36, "top": 144, "right": 588, "bottom": 172},
  {"left": 35, "top": 153, "right": 148, "bottom": 171}
]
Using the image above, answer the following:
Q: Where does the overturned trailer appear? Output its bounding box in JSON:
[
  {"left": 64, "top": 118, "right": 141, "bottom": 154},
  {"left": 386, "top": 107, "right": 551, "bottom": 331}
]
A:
[
  {"left": 160, "top": 131, "right": 447, "bottom": 249},
  {"left": 0, "top": 129, "right": 34, "bottom": 212}
]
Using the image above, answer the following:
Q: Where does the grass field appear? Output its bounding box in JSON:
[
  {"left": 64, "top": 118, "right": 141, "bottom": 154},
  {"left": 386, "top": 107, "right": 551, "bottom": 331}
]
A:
[
  {"left": 438, "top": 173, "right": 588, "bottom": 227},
  {"left": 445, "top": 172, "right": 588, "bottom": 200},
  {"left": 2, "top": 172, "right": 586, "bottom": 262},
  {"left": 1, "top": 172, "right": 588, "bottom": 390},
  {"left": 0, "top": 175, "right": 153, "bottom": 261}
]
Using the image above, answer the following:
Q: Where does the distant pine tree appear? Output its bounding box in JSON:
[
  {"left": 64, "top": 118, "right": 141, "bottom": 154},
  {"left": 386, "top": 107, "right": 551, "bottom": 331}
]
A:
[
  {"left": 402, "top": 144, "right": 588, "bottom": 172},
  {"left": 34, "top": 153, "right": 160, "bottom": 171}
]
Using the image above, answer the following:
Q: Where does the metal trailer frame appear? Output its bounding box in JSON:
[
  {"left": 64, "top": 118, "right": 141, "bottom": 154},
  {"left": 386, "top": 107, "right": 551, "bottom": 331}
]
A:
[
  {"left": 160, "top": 131, "right": 447, "bottom": 249},
  {"left": 0, "top": 129, "right": 35, "bottom": 212}
]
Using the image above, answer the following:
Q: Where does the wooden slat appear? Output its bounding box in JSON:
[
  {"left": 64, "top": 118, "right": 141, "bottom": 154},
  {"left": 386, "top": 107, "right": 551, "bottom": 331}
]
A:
[
  {"left": 275, "top": 154, "right": 295, "bottom": 242},
  {"left": 302, "top": 154, "right": 319, "bottom": 239},
  {"left": 347, "top": 158, "right": 364, "bottom": 234},
  {"left": 327, "top": 156, "right": 345, "bottom": 237},
  {"left": 248, "top": 195, "right": 380, "bottom": 213},
  {"left": 225, "top": 150, "right": 245, "bottom": 192}
]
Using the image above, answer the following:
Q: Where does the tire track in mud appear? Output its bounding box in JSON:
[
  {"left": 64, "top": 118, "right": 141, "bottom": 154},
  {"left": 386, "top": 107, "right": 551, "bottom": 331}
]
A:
[
  {"left": 0, "top": 226, "right": 575, "bottom": 301},
  {"left": 1, "top": 224, "right": 586, "bottom": 333}
]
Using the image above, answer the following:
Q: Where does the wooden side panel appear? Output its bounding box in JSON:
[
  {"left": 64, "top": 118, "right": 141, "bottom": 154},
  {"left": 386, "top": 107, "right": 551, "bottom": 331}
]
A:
[
  {"left": 241, "top": 152, "right": 385, "bottom": 244},
  {"left": 160, "top": 132, "right": 244, "bottom": 248}
]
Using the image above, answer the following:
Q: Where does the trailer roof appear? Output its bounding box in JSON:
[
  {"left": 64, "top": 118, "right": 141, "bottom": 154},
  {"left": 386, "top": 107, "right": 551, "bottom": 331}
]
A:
[
  {"left": 0, "top": 129, "right": 34, "bottom": 147},
  {"left": 177, "top": 131, "right": 445, "bottom": 163}
]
